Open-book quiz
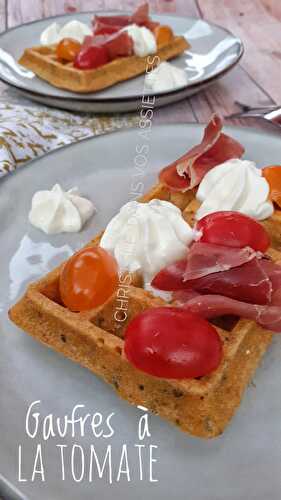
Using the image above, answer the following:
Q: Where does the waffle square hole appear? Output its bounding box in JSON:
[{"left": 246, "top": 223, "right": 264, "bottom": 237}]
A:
[
  {"left": 90, "top": 284, "right": 164, "bottom": 339},
  {"left": 210, "top": 315, "right": 240, "bottom": 332},
  {"left": 40, "top": 278, "right": 65, "bottom": 307},
  {"left": 36, "top": 46, "right": 55, "bottom": 55},
  {"left": 91, "top": 303, "right": 136, "bottom": 339}
]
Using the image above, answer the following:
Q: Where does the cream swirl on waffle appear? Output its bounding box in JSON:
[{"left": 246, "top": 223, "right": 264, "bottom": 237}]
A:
[
  {"left": 196, "top": 159, "right": 273, "bottom": 221},
  {"left": 100, "top": 199, "right": 195, "bottom": 285}
]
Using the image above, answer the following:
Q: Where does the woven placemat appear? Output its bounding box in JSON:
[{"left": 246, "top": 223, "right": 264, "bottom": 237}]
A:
[{"left": 0, "top": 100, "right": 139, "bottom": 177}]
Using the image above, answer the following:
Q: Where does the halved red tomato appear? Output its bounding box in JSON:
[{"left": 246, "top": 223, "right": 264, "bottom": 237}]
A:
[
  {"left": 124, "top": 307, "right": 222, "bottom": 379},
  {"left": 196, "top": 211, "right": 270, "bottom": 253},
  {"left": 74, "top": 45, "right": 109, "bottom": 70}
]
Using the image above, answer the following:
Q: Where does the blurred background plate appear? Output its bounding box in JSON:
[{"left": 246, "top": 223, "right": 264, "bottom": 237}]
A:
[{"left": 0, "top": 11, "right": 243, "bottom": 112}]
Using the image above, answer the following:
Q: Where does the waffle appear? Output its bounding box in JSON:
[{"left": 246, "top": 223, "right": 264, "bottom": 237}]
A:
[
  {"left": 9, "top": 182, "right": 280, "bottom": 438},
  {"left": 19, "top": 36, "right": 189, "bottom": 93}
]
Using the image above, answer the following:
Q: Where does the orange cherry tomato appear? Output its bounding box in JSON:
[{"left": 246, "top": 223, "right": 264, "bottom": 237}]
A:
[
  {"left": 56, "top": 38, "right": 82, "bottom": 62},
  {"left": 263, "top": 165, "right": 281, "bottom": 208},
  {"left": 59, "top": 246, "right": 119, "bottom": 312},
  {"left": 154, "top": 25, "right": 174, "bottom": 47}
]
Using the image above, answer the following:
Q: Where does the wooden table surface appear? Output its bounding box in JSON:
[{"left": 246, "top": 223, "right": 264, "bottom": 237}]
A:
[{"left": 0, "top": 0, "right": 280, "bottom": 129}]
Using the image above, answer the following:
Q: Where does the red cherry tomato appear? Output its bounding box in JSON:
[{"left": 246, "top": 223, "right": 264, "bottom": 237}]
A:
[
  {"left": 196, "top": 211, "right": 270, "bottom": 253},
  {"left": 60, "top": 246, "right": 118, "bottom": 311},
  {"left": 124, "top": 307, "right": 222, "bottom": 379},
  {"left": 56, "top": 38, "right": 81, "bottom": 62},
  {"left": 73, "top": 45, "right": 109, "bottom": 70}
]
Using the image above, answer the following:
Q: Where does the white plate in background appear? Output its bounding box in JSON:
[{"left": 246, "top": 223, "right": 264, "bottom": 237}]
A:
[{"left": 0, "top": 12, "right": 243, "bottom": 112}]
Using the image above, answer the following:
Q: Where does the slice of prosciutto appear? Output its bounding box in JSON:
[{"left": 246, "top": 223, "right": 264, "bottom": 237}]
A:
[
  {"left": 151, "top": 258, "right": 186, "bottom": 291},
  {"left": 92, "top": 15, "right": 130, "bottom": 29},
  {"left": 159, "top": 114, "right": 245, "bottom": 192},
  {"left": 152, "top": 242, "right": 260, "bottom": 290},
  {"left": 260, "top": 259, "right": 281, "bottom": 305},
  {"left": 183, "top": 242, "right": 258, "bottom": 281},
  {"left": 92, "top": 3, "right": 152, "bottom": 31},
  {"left": 172, "top": 289, "right": 202, "bottom": 303},
  {"left": 130, "top": 3, "right": 159, "bottom": 30},
  {"left": 152, "top": 256, "right": 279, "bottom": 306},
  {"left": 182, "top": 295, "right": 281, "bottom": 333},
  {"left": 102, "top": 31, "right": 134, "bottom": 59},
  {"left": 93, "top": 21, "right": 125, "bottom": 36},
  {"left": 82, "top": 31, "right": 134, "bottom": 60},
  {"left": 131, "top": 2, "right": 149, "bottom": 25}
]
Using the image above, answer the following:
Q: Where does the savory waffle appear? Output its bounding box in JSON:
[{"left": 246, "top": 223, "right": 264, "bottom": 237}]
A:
[
  {"left": 19, "top": 36, "right": 189, "bottom": 93},
  {"left": 9, "top": 182, "right": 278, "bottom": 438}
]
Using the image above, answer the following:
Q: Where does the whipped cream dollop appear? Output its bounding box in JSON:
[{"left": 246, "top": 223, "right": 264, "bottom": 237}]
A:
[
  {"left": 29, "top": 184, "right": 96, "bottom": 234},
  {"left": 100, "top": 199, "right": 195, "bottom": 285},
  {"left": 196, "top": 159, "right": 274, "bottom": 221},
  {"left": 145, "top": 62, "right": 188, "bottom": 92},
  {"left": 40, "top": 21, "right": 92, "bottom": 45},
  {"left": 123, "top": 24, "right": 157, "bottom": 57}
]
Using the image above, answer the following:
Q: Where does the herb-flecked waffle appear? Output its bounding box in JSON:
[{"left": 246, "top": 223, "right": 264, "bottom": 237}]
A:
[
  {"left": 9, "top": 182, "right": 280, "bottom": 438},
  {"left": 19, "top": 36, "right": 189, "bottom": 93}
]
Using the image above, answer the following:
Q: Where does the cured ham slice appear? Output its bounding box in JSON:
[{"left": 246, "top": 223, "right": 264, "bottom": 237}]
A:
[
  {"left": 260, "top": 260, "right": 281, "bottom": 304},
  {"left": 93, "top": 21, "right": 125, "bottom": 36},
  {"left": 130, "top": 3, "right": 160, "bottom": 30},
  {"left": 102, "top": 32, "right": 134, "bottom": 59},
  {"left": 83, "top": 35, "right": 105, "bottom": 48},
  {"left": 182, "top": 295, "right": 281, "bottom": 333},
  {"left": 172, "top": 289, "right": 202, "bottom": 303},
  {"left": 167, "top": 258, "right": 272, "bottom": 305},
  {"left": 131, "top": 2, "right": 149, "bottom": 25},
  {"left": 176, "top": 114, "right": 223, "bottom": 177},
  {"left": 82, "top": 32, "right": 134, "bottom": 60},
  {"left": 183, "top": 242, "right": 258, "bottom": 281},
  {"left": 143, "top": 20, "right": 160, "bottom": 31},
  {"left": 159, "top": 114, "right": 245, "bottom": 192},
  {"left": 152, "top": 254, "right": 280, "bottom": 306},
  {"left": 92, "top": 15, "right": 130, "bottom": 28},
  {"left": 151, "top": 243, "right": 259, "bottom": 290},
  {"left": 151, "top": 258, "right": 186, "bottom": 291},
  {"left": 92, "top": 3, "right": 153, "bottom": 32}
]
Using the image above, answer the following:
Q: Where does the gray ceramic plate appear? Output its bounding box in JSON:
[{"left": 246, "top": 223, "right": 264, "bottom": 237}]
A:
[
  {"left": 0, "top": 12, "right": 243, "bottom": 112},
  {"left": 1, "top": 124, "right": 281, "bottom": 500}
]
